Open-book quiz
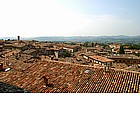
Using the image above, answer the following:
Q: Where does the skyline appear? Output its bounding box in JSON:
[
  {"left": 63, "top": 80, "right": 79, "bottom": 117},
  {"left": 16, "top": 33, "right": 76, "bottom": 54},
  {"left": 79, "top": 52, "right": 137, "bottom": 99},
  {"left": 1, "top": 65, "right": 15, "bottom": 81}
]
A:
[{"left": 1, "top": 0, "right": 140, "bottom": 37}]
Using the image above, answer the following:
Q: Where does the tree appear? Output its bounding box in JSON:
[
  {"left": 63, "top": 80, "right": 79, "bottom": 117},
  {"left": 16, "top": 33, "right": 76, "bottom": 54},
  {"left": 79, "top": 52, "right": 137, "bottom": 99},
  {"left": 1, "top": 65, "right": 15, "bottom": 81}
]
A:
[
  {"left": 119, "top": 46, "right": 125, "bottom": 54},
  {"left": 70, "top": 42, "right": 76, "bottom": 45},
  {"left": 129, "top": 44, "right": 140, "bottom": 50},
  {"left": 84, "top": 42, "right": 89, "bottom": 47},
  {"left": 60, "top": 50, "right": 71, "bottom": 58}
]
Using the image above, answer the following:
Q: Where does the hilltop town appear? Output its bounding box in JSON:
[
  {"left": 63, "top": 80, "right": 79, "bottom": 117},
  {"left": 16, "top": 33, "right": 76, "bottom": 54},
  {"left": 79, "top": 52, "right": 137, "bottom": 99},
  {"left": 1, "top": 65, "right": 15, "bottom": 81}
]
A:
[{"left": 0, "top": 36, "right": 140, "bottom": 93}]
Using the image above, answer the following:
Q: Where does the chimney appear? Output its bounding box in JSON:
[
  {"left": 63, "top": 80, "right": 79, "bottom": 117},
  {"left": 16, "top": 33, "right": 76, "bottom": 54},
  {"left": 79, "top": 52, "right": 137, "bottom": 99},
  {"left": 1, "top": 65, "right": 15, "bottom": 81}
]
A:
[
  {"left": 42, "top": 76, "right": 49, "bottom": 86},
  {"left": 42, "top": 76, "right": 53, "bottom": 87}
]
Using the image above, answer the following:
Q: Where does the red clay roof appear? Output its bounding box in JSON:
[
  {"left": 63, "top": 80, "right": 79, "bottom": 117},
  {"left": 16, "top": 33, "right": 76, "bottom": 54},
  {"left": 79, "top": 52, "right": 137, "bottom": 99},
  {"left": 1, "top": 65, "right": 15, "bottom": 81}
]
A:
[
  {"left": 88, "top": 55, "right": 114, "bottom": 63},
  {"left": 0, "top": 60, "right": 139, "bottom": 93}
]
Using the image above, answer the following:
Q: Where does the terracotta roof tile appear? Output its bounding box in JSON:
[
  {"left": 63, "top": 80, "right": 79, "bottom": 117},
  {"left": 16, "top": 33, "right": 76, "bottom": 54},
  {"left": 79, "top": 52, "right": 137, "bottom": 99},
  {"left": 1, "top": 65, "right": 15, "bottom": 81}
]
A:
[{"left": 0, "top": 60, "right": 140, "bottom": 93}]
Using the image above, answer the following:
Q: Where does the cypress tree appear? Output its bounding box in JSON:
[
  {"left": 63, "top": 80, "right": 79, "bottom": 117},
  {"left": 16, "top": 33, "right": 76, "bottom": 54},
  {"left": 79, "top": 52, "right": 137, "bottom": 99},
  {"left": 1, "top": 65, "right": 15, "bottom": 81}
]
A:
[{"left": 119, "top": 46, "right": 125, "bottom": 54}]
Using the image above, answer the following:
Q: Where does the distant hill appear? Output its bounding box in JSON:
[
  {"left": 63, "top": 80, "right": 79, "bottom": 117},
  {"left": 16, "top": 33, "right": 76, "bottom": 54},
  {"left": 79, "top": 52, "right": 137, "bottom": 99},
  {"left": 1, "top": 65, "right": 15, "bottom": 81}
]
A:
[
  {"left": 1, "top": 35, "right": 140, "bottom": 43},
  {"left": 0, "top": 37, "right": 16, "bottom": 40},
  {"left": 27, "top": 35, "right": 140, "bottom": 43}
]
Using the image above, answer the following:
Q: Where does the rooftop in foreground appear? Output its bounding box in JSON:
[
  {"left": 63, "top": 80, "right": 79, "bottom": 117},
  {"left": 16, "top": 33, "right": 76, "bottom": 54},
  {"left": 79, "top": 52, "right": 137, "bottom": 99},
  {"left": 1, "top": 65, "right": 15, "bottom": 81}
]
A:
[{"left": 0, "top": 60, "right": 139, "bottom": 93}]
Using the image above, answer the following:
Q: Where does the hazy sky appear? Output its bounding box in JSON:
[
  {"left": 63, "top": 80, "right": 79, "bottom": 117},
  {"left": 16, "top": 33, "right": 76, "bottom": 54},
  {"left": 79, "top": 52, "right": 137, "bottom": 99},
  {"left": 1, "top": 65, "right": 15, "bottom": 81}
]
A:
[{"left": 1, "top": 0, "right": 140, "bottom": 37}]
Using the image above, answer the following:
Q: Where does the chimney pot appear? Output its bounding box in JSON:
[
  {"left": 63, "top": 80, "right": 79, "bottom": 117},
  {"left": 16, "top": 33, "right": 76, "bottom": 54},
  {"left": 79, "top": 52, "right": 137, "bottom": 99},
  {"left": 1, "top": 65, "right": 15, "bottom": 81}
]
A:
[
  {"left": 43, "top": 76, "right": 49, "bottom": 86},
  {"left": 42, "top": 76, "right": 53, "bottom": 87}
]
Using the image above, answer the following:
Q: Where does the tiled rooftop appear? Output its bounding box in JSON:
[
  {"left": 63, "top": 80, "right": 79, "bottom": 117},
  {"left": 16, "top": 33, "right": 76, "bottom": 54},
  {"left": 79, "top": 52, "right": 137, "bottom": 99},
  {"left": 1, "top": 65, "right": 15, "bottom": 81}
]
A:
[
  {"left": 23, "top": 49, "right": 36, "bottom": 54},
  {"left": 88, "top": 55, "right": 114, "bottom": 63},
  {"left": 108, "top": 54, "right": 140, "bottom": 60},
  {"left": 0, "top": 60, "right": 139, "bottom": 93}
]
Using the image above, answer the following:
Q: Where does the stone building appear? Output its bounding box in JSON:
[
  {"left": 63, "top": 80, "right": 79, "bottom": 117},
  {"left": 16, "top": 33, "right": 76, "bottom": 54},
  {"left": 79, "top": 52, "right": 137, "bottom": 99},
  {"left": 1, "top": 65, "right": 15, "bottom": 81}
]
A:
[{"left": 108, "top": 55, "right": 140, "bottom": 66}]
